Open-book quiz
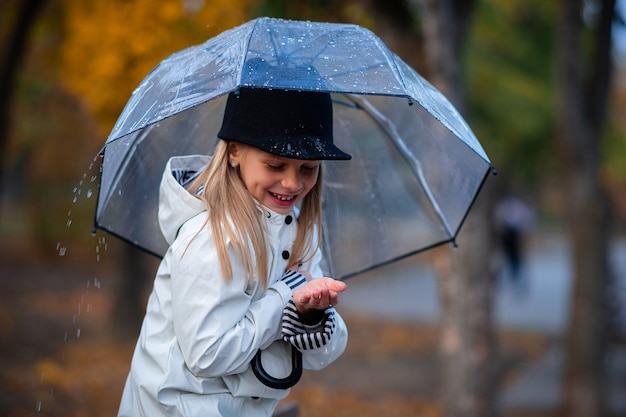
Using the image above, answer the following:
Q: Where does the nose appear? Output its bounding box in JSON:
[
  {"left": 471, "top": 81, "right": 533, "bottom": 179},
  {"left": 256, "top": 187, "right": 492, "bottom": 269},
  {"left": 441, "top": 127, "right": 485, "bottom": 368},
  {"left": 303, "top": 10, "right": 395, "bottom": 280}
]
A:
[{"left": 281, "top": 168, "right": 302, "bottom": 192}]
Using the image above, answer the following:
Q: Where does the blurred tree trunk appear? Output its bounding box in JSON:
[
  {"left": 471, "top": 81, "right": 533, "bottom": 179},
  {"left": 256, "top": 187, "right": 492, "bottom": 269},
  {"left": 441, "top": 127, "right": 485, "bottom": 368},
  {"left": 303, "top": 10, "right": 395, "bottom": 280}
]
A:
[
  {"left": 418, "top": 1, "right": 498, "bottom": 417},
  {"left": 432, "top": 185, "right": 498, "bottom": 417},
  {"left": 556, "top": 1, "right": 616, "bottom": 416},
  {"left": 0, "top": 0, "right": 48, "bottom": 201}
]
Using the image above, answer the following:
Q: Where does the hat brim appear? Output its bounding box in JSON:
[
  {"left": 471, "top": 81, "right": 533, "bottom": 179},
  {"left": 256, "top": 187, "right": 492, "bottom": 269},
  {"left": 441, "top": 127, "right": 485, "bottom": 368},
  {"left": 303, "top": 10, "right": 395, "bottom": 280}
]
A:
[{"left": 221, "top": 134, "right": 352, "bottom": 161}]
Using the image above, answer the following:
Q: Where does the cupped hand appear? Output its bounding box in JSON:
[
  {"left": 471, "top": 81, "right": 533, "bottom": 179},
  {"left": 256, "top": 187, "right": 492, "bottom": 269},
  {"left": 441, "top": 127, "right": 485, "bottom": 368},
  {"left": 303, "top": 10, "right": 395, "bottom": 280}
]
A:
[{"left": 292, "top": 277, "right": 347, "bottom": 315}]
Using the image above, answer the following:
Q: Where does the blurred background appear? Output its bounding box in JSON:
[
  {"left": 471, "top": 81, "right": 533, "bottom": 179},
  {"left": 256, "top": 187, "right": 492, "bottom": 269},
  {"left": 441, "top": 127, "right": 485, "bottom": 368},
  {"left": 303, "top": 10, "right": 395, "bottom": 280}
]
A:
[{"left": 0, "top": 1, "right": 625, "bottom": 417}]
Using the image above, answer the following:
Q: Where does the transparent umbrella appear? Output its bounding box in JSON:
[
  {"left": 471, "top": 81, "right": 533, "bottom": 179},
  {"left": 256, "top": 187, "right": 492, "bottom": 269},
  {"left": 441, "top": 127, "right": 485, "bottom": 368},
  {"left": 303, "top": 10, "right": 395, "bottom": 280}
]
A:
[{"left": 95, "top": 17, "right": 494, "bottom": 280}]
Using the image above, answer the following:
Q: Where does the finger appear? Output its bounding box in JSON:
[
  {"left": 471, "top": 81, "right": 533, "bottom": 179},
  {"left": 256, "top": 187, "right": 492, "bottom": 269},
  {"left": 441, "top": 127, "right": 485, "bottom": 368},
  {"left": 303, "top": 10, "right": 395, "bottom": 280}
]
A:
[
  {"left": 297, "top": 291, "right": 311, "bottom": 306},
  {"left": 328, "top": 280, "right": 347, "bottom": 292},
  {"left": 315, "top": 278, "right": 346, "bottom": 293}
]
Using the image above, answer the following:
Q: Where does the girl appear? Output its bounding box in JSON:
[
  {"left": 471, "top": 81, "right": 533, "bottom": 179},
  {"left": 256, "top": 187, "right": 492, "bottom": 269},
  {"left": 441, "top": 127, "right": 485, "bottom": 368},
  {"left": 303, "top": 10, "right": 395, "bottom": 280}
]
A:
[{"left": 117, "top": 86, "right": 351, "bottom": 417}]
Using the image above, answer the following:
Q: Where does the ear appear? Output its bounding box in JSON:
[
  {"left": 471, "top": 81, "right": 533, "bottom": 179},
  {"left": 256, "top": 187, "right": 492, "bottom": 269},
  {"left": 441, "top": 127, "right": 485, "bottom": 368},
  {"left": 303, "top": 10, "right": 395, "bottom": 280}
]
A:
[{"left": 227, "top": 142, "right": 241, "bottom": 166}]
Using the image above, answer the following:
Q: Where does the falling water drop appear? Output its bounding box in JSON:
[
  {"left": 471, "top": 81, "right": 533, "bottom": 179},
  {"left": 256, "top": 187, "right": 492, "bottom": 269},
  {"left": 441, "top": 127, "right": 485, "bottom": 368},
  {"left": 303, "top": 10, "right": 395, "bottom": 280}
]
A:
[
  {"left": 86, "top": 189, "right": 93, "bottom": 198},
  {"left": 36, "top": 400, "right": 41, "bottom": 412},
  {"left": 76, "top": 328, "right": 81, "bottom": 338},
  {"left": 56, "top": 243, "right": 67, "bottom": 257}
]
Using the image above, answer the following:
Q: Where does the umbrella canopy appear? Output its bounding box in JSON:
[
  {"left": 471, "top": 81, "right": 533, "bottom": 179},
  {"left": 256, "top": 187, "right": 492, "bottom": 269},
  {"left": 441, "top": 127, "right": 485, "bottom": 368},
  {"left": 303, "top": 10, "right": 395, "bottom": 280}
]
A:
[{"left": 95, "top": 17, "right": 494, "bottom": 280}]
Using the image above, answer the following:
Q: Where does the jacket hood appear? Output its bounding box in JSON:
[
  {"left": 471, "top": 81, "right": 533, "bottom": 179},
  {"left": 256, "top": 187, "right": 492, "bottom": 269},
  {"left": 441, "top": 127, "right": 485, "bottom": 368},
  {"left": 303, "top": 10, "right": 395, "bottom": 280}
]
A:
[{"left": 158, "top": 155, "right": 210, "bottom": 245}]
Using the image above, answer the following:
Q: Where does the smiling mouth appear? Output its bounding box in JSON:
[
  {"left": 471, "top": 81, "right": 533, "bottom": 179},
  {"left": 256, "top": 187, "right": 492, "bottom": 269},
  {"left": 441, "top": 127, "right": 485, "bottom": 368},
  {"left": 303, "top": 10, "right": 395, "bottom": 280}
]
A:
[{"left": 269, "top": 191, "right": 297, "bottom": 202}]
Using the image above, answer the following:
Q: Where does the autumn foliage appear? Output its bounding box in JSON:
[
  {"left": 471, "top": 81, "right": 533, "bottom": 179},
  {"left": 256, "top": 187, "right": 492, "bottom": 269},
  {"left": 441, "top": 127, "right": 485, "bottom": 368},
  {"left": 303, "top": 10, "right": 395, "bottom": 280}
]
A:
[{"left": 56, "top": 0, "right": 254, "bottom": 135}]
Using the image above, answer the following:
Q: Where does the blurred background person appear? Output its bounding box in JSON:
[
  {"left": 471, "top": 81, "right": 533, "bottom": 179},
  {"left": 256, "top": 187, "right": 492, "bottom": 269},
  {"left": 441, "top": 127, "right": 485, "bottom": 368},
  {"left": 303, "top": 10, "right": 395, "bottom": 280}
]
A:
[{"left": 494, "top": 193, "right": 536, "bottom": 291}]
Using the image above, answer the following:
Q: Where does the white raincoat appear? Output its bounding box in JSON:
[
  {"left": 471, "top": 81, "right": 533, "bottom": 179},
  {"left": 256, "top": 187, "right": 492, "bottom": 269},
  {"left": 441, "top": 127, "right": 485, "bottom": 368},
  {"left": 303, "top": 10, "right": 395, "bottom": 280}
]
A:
[{"left": 117, "top": 155, "right": 348, "bottom": 417}]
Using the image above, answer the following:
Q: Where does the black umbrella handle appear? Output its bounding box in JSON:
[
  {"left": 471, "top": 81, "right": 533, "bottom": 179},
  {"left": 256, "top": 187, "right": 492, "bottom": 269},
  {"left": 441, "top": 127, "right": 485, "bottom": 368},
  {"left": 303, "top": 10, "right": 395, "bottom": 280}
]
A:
[{"left": 251, "top": 345, "right": 303, "bottom": 390}]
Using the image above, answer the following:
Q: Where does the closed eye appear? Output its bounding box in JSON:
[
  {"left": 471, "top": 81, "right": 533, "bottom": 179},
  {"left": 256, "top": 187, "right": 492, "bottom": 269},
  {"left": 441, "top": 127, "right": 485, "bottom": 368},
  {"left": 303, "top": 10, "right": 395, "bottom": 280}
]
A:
[
  {"left": 265, "top": 162, "right": 319, "bottom": 174},
  {"left": 301, "top": 165, "right": 318, "bottom": 174},
  {"left": 266, "top": 164, "right": 284, "bottom": 172}
]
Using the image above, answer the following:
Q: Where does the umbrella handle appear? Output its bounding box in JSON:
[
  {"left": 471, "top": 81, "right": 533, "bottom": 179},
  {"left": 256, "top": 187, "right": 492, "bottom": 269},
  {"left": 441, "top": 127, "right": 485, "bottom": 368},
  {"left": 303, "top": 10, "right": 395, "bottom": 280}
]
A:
[{"left": 251, "top": 345, "right": 303, "bottom": 390}]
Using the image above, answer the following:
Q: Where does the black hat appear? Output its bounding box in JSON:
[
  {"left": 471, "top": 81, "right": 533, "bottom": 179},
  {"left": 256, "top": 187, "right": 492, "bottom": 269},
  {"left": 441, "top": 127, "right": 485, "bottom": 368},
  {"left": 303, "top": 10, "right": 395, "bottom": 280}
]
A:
[{"left": 217, "top": 87, "right": 351, "bottom": 161}]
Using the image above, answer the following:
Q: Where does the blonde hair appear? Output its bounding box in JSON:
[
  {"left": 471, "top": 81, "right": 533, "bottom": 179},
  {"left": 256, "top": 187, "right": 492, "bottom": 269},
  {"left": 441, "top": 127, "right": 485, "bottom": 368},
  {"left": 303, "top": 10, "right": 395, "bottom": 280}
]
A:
[{"left": 186, "top": 141, "right": 323, "bottom": 287}]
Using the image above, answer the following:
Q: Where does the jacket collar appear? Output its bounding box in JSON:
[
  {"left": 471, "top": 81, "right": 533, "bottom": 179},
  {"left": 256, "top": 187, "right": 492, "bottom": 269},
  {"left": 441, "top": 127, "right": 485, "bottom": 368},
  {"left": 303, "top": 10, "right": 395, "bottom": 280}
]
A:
[{"left": 257, "top": 203, "right": 297, "bottom": 227}]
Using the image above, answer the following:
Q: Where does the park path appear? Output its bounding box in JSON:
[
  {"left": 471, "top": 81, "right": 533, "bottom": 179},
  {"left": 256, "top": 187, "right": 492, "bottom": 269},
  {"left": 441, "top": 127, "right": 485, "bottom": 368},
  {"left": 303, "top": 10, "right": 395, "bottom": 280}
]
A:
[{"left": 338, "top": 232, "right": 626, "bottom": 413}]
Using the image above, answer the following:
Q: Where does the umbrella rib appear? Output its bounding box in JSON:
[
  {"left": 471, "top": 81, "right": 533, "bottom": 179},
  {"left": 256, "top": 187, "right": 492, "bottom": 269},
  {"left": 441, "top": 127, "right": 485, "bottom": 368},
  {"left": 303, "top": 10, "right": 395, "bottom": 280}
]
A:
[
  {"left": 347, "top": 95, "right": 455, "bottom": 241},
  {"left": 370, "top": 44, "right": 410, "bottom": 94},
  {"left": 237, "top": 19, "right": 262, "bottom": 86}
]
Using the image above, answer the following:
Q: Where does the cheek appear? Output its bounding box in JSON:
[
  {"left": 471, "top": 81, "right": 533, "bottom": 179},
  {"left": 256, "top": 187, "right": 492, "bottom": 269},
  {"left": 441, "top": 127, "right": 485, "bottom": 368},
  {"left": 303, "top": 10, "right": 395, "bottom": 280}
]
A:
[
  {"left": 302, "top": 175, "right": 319, "bottom": 194},
  {"left": 240, "top": 165, "right": 270, "bottom": 189}
]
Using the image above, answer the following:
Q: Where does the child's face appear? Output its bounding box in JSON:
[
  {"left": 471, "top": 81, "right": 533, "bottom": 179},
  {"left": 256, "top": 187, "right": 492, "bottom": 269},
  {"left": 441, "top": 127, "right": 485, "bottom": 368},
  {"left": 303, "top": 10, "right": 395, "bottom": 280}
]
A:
[{"left": 229, "top": 143, "right": 321, "bottom": 214}]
